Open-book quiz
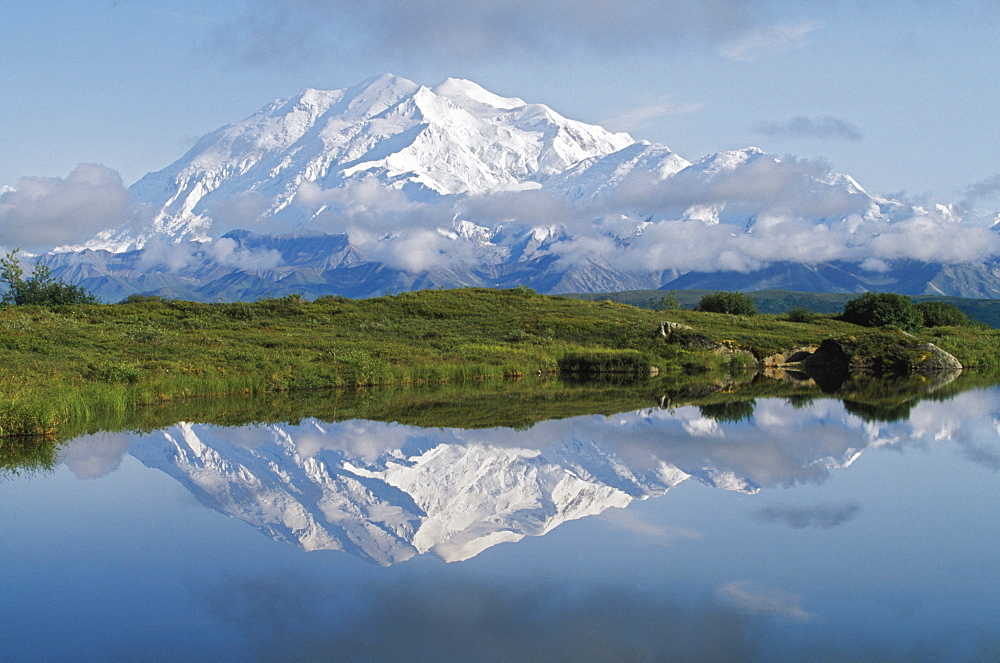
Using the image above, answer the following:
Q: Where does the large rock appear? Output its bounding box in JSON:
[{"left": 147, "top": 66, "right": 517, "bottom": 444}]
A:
[{"left": 802, "top": 333, "right": 962, "bottom": 376}]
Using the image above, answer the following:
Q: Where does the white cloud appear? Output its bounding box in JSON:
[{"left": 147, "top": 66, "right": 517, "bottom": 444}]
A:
[
  {"left": 360, "top": 227, "right": 475, "bottom": 273},
  {"left": 603, "top": 98, "right": 704, "bottom": 133},
  {"left": 173, "top": 155, "right": 1000, "bottom": 279},
  {"left": 0, "top": 164, "right": 129, "bottom": 252},
  {"left": 58, "top": 432, "right": 132, "bottom": 479},
  {"left": 136, "top": 236, "right": 281, "bottom": 274},
  {"left": 204, "top": 191, "right": 273, "bottom": 237},
  {"left": 719, "top": 20, "right": 820, "bottom": 61},
  {"left": 206, "top": 236, "right": 282, "bottom": 271}
]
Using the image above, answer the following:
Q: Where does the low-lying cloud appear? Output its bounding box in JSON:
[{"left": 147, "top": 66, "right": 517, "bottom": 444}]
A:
[
  {"left": 0, "top": 164, "right": 128, "bottom": 252},
  {"left": 136, "top": 235, "right": 281, "bottom": 274},
  {"left": 755, "top": 115, "right": 863, "bottom": 141},
  {"left": 240, "top": 155, "right": 1000, "bottom": 279},
  {"left": 962, "top": 173, "right": 1000, "bottom": 210}
]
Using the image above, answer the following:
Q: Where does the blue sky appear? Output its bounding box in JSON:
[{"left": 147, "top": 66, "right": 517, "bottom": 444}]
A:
[{"left": 2, "top": 0, "right": 998, "bottom": 210}]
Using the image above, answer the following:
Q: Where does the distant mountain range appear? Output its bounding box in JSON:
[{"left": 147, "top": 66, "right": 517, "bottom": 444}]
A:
[{"left": 18, "top": 73, "right": 1000, "bottom": 300}]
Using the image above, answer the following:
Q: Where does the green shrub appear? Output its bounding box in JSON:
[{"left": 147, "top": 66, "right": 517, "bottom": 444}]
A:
[
  {"left": 841, "top": 292, "right": 923, "bottom": 332},
  {"left": 785, "top": 307, "right": 818, "bottom": 323},
  {"left": 1, "top": 249, "right": 98, "bottom": 306},
  {"left": 120, "top": 294, "right": 170, "bottom": 305},
  {"left": 86, "top": 362, "right": 142, "bottom": 384},
  {"left": 695, "top": 291, "right": 757, "bottom": 316},
  {"left": 915, "top": 301, "right": 970, "bottom": 327}
]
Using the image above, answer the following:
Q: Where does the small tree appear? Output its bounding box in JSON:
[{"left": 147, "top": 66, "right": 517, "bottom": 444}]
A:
[
  {"left": 914, "top": 301, "right": 970, "bottom": 327},
  {"left": 841, "top": 292, "right": 922, "bottom": 332},
  {"left": 0, "top": 248, "right": 98, "bottom": 306},
  {"left": 695, "top": 291, "right": 757, "bottom": 316},
  {"left": 650, "top": 291, "right": 681, "bottom": 311}
]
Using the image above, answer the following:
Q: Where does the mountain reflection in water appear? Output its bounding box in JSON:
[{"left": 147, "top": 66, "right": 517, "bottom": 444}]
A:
[{"left": 57, "top": 384, "right": 1000, "bottom": 566}]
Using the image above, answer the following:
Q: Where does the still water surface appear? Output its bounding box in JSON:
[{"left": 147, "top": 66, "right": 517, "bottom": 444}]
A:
[{"left": 2, "top": 385, "right": 999, "bottom": 661}]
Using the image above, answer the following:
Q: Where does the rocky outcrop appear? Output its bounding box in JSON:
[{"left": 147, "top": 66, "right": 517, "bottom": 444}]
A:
[
  {"left": 801, "top": 334, "right": 962, "bottom": 376},
  {"left": 663, "top": 322, "right": 962, "bottom": 380},
  {"left": 660, "top": 321, "right": 756, "bottom": 364}
]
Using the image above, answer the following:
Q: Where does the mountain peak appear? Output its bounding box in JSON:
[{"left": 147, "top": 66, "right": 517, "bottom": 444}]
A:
[
  {"left": 432, "top": 77, "right": 525, "bottom": 110},
  {"left": 110, "top": 74, "right": 637, "bottom": 250}
]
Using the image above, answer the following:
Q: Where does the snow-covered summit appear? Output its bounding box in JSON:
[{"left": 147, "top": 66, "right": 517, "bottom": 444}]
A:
[{"left": 108, "top": 74, "right": 634, "bottom": 250}]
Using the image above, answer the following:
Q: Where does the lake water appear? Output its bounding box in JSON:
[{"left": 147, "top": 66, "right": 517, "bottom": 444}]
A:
[{"left": 2, "top": 383, "right": 999, "bottom": 661}]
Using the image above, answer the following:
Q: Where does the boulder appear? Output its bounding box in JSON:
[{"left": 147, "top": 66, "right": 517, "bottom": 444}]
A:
[{"left": 801, "top": 333, "right": 962, "bottom": 376}]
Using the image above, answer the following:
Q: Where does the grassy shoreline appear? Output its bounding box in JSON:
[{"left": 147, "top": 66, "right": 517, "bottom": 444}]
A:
[{"left": 2, "top": 287, "right": 999, "bottom": 438}]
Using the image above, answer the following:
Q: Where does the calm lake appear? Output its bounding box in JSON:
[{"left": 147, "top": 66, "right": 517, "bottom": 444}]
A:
[{"left": 2, "top": 381, "right": 999, "bottom": 661}]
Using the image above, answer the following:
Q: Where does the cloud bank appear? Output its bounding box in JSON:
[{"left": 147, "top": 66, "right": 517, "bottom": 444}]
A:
[
  {"left": 275, "top": 157, "right": 1000, "bottom": 279},
  {"left": 0, "top": 164, "right": 128, "bottom": 252}
]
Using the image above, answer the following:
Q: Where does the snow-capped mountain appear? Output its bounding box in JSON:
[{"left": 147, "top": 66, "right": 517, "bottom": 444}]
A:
[
  {"left": 33, "top": 74, "right": 1000, "bottom": 300},
  {"left": 102, "top": 74, "right": 633, "bottom": 251}
]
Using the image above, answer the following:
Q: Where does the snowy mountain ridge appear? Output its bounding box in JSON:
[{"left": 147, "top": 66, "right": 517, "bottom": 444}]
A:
[
  {"left": 25, "top": 73, "right": 1000, "bottom": 299},
  {"left": 107, "top": 73, "right": 634, "bottom": 251}
]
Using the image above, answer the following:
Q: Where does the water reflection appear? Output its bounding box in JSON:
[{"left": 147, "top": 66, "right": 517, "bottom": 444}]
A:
[
  {"left": 4, "top": 382, "right": 999, "bottom": 662},
  {"left": 56, "top": 384, "right": 1000, "bottom": 566}
]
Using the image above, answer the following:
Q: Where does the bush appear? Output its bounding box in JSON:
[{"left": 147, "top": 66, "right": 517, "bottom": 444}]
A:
[
  {"left": 915, "top": 301, "right": 970, "bottom": 327},
  {"left": 695, "top": 291, "right": 757, "bottom": 316},
  {"left": 1, "top": 249, "right": 98, "bottom": 306},
  {"left": 841, "top": 292, "right": 923, "bottom": 332},
  {"left": 785, "top": 307, "right": 818, "bottom": 323}
]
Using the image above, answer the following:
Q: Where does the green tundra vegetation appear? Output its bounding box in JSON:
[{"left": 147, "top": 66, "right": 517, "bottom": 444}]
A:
[{"left": 1, "top": 286, "right": 999, "bottom": 440}]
